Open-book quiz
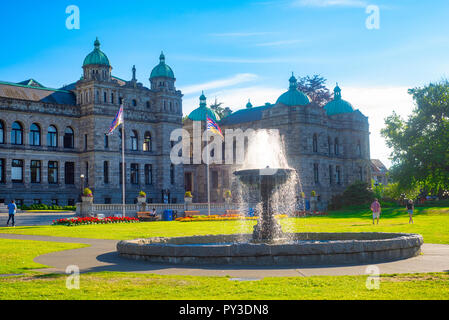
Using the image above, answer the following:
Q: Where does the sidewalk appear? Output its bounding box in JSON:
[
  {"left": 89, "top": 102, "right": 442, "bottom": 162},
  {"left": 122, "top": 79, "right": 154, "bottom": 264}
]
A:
[{"left": 0, "top": 212, "right": 76, "bottom": 226}]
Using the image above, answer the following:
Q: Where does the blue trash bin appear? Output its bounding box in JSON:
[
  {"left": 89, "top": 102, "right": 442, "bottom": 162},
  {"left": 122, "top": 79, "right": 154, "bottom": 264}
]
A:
[
  {"left": 248, "top": 208, "right": 255, "bottom": 217},
  {"left": 163, "top": 210, "right": 173, "bottom": 221}
]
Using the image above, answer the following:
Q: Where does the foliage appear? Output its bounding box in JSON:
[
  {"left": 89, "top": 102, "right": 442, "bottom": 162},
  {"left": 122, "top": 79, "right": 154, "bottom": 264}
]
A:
[
  {"left": 138, "top": 191, "right": 146, "bottom": 197},
  {"left": 297, "top": 74, "right": 332, "bottom": 107},
  {"left": 20, "top": 204, "right": 76, "bottom": 211},
  {"left": 300, "top": 192, "right": 305, "bottom": 198},
  {"left": 311, "top": 190, "right": 317, "bottom": 197},
  {"left": 381, "top": 80, "right": 449, "bottom": 193},
  {"left": 223, "top": 190, "right": 232, "bottom": 198},
  {"left": 83, "top": 188, "right": 93, "bottom": 197},
  {"left": 329, "top": 181, "right": 374, "bottom": 210},
  {"left": 372, "top": 180, "right": 385, "bottom": 200},
  {"left": 184, "top": 191, "right": 193, "bottom": 198},
  {"left": 384, "top": 182, "right": 421, "bottom": 201},
  {"left": 209, "top": 98, "right": 226, "bottom": 120}
]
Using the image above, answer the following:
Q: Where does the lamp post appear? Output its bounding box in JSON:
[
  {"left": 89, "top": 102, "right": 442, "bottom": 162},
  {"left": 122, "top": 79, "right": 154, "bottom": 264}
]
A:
[{"left": 80, "top": 174, "right": 85, "bottom": 201}]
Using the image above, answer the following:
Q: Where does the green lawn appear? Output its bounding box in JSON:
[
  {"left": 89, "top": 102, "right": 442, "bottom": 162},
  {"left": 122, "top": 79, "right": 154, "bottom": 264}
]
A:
[
  {"left": 1, "top": 272, "right": 448, "bottom": 300},
  {"left": 0, "top": 206, "right": 448, "bottom": 300},
  {"left": 0, "top": 239, "right": 87, "bottom": 275},
  {"left": 1, "top": 206, "right": 448, "bottom": 244}
]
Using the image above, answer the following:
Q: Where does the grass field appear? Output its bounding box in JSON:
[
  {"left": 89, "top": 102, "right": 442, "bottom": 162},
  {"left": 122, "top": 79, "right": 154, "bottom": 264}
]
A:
[
  {"left": 1, "top": 206, "right": 448, "bottom": 244},
  {"left": 0, "top": 205, "right": 448, "bottom": 300}
]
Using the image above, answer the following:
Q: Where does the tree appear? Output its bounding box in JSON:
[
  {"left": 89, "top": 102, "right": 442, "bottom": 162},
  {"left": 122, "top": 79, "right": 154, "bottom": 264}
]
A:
[
  {"left": 297, "top": 75, "right": 332, "bottom": 107},
  {"left": 210, "top": 98, "right": 227, "bottom": 120},
  {"left": 381, "top": 80, "right": 449, "bottom": 193}
]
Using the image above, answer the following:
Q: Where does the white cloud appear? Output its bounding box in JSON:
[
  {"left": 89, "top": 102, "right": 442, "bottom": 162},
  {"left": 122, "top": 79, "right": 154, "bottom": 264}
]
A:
[
  {"left": 293, "top": 0, "right": 367, "bottom": 8},
  {"left": 342, "top": 86, "right": 415, "bottom": 168},
  {"left": 181, "top": 73, "right": 259, "bottom": 95},
  {"left": 255, "top": 39, "right": 303, "bottom": 47},
  {"left": 209, "top": 32, "right": 277, "bottom": 37}
]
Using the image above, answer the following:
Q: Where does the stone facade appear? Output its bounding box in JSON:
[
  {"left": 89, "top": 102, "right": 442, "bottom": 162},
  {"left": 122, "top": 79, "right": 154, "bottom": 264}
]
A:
[
  {"left": 184, "top": 79, "right": 371, "bottom": 210},
  {"left": 0, "top": 39, "right": 184, "bottom": 206}
]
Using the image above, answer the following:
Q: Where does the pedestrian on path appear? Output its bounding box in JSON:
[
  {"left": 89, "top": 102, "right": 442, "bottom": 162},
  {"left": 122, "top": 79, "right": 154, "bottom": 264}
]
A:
[
  {"left": 406, "top": 199, "right": 414, "bottom": 224},
  {"left": 370, "top": 198, "right": 381, "bottom": 225},
  {"left": 6, "top": 200, "right": 17, "bottom": 227}
]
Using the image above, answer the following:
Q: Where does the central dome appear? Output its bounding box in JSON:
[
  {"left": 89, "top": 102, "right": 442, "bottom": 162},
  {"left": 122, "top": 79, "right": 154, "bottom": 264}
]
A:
[
  {"left": 150, "top": 52, "right": 175, "bottom": 79},
  {"left": 83, "top": 38, "right": 111, "bottom": 67},
  {"left": 276, "top": 74, "right": 310, "bottom": 106}
]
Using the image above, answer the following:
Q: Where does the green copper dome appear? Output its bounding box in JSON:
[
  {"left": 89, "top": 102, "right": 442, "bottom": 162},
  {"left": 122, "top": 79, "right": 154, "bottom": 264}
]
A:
[
  {"left": 324, "top": 84, "right": 355, "bottom": 116},
  {"left": 83, "top": 38, "right": 111, "bottom": 67},
  {"left": 276, "top": 74, "right": 310, "bottom": 106},
  {"left": 188, "top": 92, "right": 219, "bottom": 122},
  {"left": 150, "top": 52, "right": 175, "bottom": 79}
]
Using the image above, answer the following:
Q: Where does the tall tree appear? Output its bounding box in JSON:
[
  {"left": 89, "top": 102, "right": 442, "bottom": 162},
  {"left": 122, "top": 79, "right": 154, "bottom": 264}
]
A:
[
  {"left": 381, "top": 80, "right": 449, "bottom": 192},
  {"left": 210, "top": 98, "right": 226, "bottom": 120},
  {"left": 297, "top": 75, "right": 332, "bottom": 107}
]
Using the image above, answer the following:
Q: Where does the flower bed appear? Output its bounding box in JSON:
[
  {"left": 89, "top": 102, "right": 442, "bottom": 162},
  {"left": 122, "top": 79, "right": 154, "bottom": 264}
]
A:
[
  {"left": 175, "top": 214, "right": 288, "bottom": 222},
  {"left": 53, "top": 216, "right": 139, "bottom": 226}
]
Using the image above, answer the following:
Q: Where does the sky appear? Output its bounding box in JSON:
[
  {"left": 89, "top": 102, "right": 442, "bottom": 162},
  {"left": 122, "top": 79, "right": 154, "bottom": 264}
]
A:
[{"left": 1, "top": 0, "right": 449, "bottom": 168}]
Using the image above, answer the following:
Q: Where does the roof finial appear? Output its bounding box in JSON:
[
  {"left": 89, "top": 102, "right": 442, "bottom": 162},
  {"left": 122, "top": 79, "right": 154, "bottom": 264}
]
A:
[
  {"left": 334, "top": 83, "right": 342, "bottom": 100},
  {"left": 94, "top": 37, "right": 100, "bottom": 49},
  {"left": 160, "top": 51, "right": 165, "bottom": 63},
  {"left": 132, "top": 65, "right": 136, "bottom": 81}
]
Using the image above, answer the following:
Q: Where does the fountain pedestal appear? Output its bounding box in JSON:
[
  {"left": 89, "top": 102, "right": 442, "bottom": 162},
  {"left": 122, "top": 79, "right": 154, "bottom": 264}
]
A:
[{"left": 235, "top": 168, "right": 294, "bottom": 243}]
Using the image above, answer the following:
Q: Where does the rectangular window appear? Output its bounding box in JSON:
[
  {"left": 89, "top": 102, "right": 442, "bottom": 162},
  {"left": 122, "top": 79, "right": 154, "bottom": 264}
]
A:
[
  {"left": 329, "top": 165, "right": 333, "bottom": 185},
  {"left": 336, "top": 166, "right": 341, "bottom": 185},
  {"left": 104, "top": 161, "right": 109, "bottom": 184},
  {"left": 0, "top": 159, "right": 5, "bottom": 183},
  {"left": 131, "top": 164, "right": 139, "bottom": 185},
  {"left": 104, "top": 134, "right": 109, "bottom": 149},
  {"left": 314, "top": 163, "right": 319, "bottom": 184},
  {"left": 119, "top": 163, "right": 124, "bottom": 185},
  {"left": 85, "top": 162, "right": 89, "bottom": 185},
  {"left": 105, "top": 198, "right": 112, "bottom": 204},
  {"left": 12, "top": 159, "right": 24, "bottom": 183},
  {"left": 145, "top": 164, "right": 153, "bottom": 185},
  {"left": 170, "top": 164, "right": 175, "bottom": 185},
  {"left": 48, "top": 161, "right": 59, "bottom": 184},
  {"left": 222, "top": 170, "right": 229, "bottom": 188},
  {"left": 84, "top": 134, "right": 88, "bottom": 150},
  {"left": 212, "top": 171, "right": 219, "bottom": 189},
  {"left": 65, "top": 162, "right": 75, "bottom": 185},
  {"left": 31, "top": 160, "right": 41, "bottom": 183}
]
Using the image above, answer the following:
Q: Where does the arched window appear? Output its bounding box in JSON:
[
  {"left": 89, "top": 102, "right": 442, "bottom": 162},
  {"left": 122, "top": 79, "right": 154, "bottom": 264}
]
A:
[
  {"left": 111, "top": 93, "right": 115, "bottom": 104},
  {"left": 30, "top": 123, "right": 41, "bottom": 146},
  {"left": 104, "top": 92, "right": 107, "bottom": 103},
  {"left": 64, "top": 127, "right": 74, "bottom": 149},
  {"left": 313, "top": 134, "right": 318, "bottom": 153},
  {"left": 334, "top": 138, "right": 339, "bottom": 156},
  {"left": 146, "top": 101, "right": 151, "bottom": 109},
  {"left": 143, "top": 132, "right": 152, "bottom": 152},
  {"left": 328, "top": 137, "right": 332, "bottom": 156},
  {"left": 47, "top": 126, "right": 58, "bottom": 147},
  {"left": 0, "top": 120, "right": 4, "bottom": 144},
  {"left": 11, "top": 122, "right": 23, "bottom": 145},
  {"left": 131, "top": 131, "right": 138, "bottom": 151},
  {"left": 132, "top": 99, "right": 137, "bottom": 107}
]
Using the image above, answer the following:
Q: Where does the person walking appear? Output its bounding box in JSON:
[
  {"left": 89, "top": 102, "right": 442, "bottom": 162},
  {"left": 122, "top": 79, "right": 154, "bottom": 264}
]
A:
[
  {"left": 6, "top": 200, "right": 17, "bottom": 227},
  {"left": 370, "top": 198, "right": 381, "bottom": 225},
  {"left": 406, "top": 199, "right": 414, "bottom": 224}
]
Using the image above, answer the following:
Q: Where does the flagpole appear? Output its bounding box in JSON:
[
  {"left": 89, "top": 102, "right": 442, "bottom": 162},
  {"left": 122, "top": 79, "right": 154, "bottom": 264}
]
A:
[
  {"left": 121, "top": 105, "right": 126, "bottom": 218},
  {"left": 206, "top": 130, "right": 211, "bottom": 217}
]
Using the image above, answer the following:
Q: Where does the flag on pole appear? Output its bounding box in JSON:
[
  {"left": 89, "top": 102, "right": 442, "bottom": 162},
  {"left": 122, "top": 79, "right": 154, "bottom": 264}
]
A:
[
  {"left": 106, "top": 105, "right": 124, "bottom": 135},
  {"left": 206, "top": 116, "right": 224, "bottom": 138}
]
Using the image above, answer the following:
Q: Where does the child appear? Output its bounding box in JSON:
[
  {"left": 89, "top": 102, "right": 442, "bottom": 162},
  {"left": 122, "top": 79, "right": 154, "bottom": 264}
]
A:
[{"left": 406, "top": 200, "right": 414, "bottom": 224}]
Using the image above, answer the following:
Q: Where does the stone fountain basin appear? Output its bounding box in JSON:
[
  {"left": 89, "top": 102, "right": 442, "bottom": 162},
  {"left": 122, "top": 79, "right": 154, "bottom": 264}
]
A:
[{"left": 117, "top": 233, "right": 424, "bottom": 266}]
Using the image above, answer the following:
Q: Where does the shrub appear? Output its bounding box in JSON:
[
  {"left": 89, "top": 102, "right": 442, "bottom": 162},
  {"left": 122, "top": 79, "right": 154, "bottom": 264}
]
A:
[
  {"left": 83, "top": 188, "right": 93, "bottom": 197},
  {"left": 138, "top": 191, "right": 146, "bottom": 197},
  {"left": 329, "top": 181, "right": 375, "bottom": 210},
  {"left": 184, "top": 191, "right": 193, "bottom": 198},
  {"left": 224, "top": 190, "right": 232, "bottom": 198},
  {"left": 311, "top": 191, "right": 317, "bottom": 197}
]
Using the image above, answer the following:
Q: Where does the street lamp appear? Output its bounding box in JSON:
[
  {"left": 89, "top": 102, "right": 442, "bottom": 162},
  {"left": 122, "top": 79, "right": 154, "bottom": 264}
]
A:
[{"left": 79, "top": 174, "right": 85, "bottom": 202}]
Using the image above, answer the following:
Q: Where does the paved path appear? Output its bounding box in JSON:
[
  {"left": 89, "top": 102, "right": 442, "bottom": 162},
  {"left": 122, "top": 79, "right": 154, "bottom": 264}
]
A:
[
  {"left": 0, "top": 212, "right": 76, "bottom": 226},
  {"left": 1, "top": 233, "right": 448, "bottom": 278}
]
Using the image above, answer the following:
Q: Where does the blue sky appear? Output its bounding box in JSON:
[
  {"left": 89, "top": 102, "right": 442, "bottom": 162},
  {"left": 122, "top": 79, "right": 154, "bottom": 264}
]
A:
[{"left": 1, "top": 0, "right": 449, "bottom": 167}]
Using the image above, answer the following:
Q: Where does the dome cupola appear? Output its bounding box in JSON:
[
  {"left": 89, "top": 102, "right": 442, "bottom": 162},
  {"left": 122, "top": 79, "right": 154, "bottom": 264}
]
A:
[
  {"left": 83, "top": 37, "right": 111, "bottom": 67},
  {"left": 188, "top": 92, "right": 219, "bottom": 122},
  {"left": 324, "top": 84, "right": 355, "bottom": 116},
  {"left": 150, "top": 52, "right": 175, "bottom": 79},
  {"left": 276, "top": 73, "right": 310, "bottom": 107}
]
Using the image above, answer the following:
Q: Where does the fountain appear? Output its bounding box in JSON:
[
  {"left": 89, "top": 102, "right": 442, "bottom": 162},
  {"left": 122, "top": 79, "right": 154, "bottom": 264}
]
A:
[{"left": 117, "top": 130, "right": 423, "bottom": 266}]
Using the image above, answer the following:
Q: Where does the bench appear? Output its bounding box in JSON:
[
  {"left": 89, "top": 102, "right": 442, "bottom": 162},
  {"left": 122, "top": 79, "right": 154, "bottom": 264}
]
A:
[
  {"left": 225, "top": 210, "right": 241, "bottom": 215},
  {"left": 184, "top": 210, "right": 201, "bottom": 216},
  {"left": 137, "top": 212, "right": 160, "bottom": 221}
]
